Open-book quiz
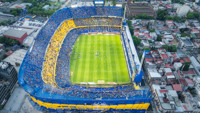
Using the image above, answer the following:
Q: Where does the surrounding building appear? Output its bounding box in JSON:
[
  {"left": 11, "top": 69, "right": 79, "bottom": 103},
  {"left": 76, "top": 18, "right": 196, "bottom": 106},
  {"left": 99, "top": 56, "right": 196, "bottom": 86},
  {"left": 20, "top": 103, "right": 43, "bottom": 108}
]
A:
[
  {"left": 0, "top": 61, "right": 17, "bottom": 109},
  {"left": 3, "top": 29, "right": 27, "bottom": 44},
  {"left": 126, "top": 2, "right": 156, "bottom": 18}
]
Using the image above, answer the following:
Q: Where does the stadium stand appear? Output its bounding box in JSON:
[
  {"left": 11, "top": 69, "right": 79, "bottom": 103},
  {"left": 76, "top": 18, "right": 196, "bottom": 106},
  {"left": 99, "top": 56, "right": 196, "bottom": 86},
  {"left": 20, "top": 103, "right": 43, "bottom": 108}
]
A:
[
  {"left": 18, "top": 6, "right": 151, "bottom": 112},
  {"left": 42, "top": 19, "right": 75, "bottom": 87},
  {"left": 74, "top": 17, "right": 122, "bottom": 27}
]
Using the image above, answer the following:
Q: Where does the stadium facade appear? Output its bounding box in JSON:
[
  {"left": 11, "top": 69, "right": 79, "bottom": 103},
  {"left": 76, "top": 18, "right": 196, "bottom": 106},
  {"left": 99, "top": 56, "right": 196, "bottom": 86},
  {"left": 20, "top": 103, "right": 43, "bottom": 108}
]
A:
[{"left": 18, "top": 6, "right": 152, "bottom": 112}]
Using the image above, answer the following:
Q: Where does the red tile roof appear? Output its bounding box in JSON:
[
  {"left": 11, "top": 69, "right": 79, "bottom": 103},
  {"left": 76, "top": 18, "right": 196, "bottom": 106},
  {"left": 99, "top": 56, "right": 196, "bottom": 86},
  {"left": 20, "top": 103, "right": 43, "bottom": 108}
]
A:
[
  {"left": 165, "top": 64, "right": 173, "bottom": 68},
  {"left": 166, "top": 79, "right": 177, "bottom": 84},
  {"left": 5, "top": 50, "right": 13, "bottom": 56},
  {"left": 145, "top": 33, "right": 151, "bottom": 39},
  {"left": 163, "top": 98, "right": 169, "bottom": 103},
  {"left": 165, "top": 5, "right": 172, "bottom": 8},
  {"left": 172, "top": 84, "right": 183, "bottom": 91},
  {"left": 169, "top": 41, "right": 173, "bottom": 44},
  {"left": 160, "top": 89, "right": 168, "bottom": 93},
  {"left": 183, "top": 57, "right": 191, "bottom": 63},
  {"left": 192, "top": 28, "right": 199, "bottom": 33},
  {"left": 173, "top": 29, "right": 179, "bottom": 33},
  {"left": 180, "top": 60, "right": 184, "bottom": 63},
  {"left": 183, "top": 105, "right": 188, "bottom": 111},
  {"left": 166, "top": 20, "right": 173, "bottom": 23},
  {"left": 166, "top": 72, "right": 174, "bottom": 76},
  {"left": 179, "top": 79, "right": 188, "bottom": 86},
  {"left": 145, "top": 57, "right": 153, "bottom": 62},
  {"left": 182, "top": 69, "right": 195, "bottom": 75},
  {"left": 185, "top": 79, "right": 194, "bottom": 85},
  {"left": 171, "top": 53, "right": 177, "bottom": 58},
  {"left": 177, "top": 70, "right": 184, "bottom": 78},
  {"left": 161, "top": 54, "right": 169, "bottom": 59}
]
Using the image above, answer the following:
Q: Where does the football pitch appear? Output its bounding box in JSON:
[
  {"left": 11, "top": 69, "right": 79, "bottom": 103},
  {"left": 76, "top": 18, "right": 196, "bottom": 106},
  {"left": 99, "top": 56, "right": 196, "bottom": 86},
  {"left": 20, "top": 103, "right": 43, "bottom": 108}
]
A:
[{"left": 70, "top": 34, "right": 130, "bottom": 85}]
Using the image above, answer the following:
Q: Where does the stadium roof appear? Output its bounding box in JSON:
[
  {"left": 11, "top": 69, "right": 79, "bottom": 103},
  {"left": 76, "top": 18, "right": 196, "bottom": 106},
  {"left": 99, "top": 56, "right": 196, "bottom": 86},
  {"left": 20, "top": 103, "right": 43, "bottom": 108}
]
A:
[
  {"left": 3, "top": 29, "right": 27, "bottom": 38},
  {"left": 149, "top": 72, "right": 161, "bottom": 78}
]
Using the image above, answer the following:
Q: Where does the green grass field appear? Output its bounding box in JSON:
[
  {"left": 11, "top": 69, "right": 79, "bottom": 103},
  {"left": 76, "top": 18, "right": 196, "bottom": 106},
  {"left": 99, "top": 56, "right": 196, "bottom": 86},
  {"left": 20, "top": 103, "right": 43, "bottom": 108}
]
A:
[{"left": 70, "top": 34, "right": 130, "bottom": 85}]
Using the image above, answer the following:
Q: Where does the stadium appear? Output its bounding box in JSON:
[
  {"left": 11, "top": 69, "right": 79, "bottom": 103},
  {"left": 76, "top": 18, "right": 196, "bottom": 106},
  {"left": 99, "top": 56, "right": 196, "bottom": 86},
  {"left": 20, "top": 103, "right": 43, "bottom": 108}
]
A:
[{"left": 18, "top": 5, "right": 152, "bottom": 112}]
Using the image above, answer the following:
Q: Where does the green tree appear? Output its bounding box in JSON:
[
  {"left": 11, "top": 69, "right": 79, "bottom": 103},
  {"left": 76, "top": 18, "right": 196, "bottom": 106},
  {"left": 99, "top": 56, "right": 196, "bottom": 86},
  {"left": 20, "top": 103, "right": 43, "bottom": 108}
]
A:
[
  {"left": 178, "top": 94, "right": 185, "bottom": 102},
  {"left": 157, "top": 9, "right": 167, "bottom": 20},
  {"left": 180, "top": 1, "right": 184, "bottom": 4},
  {"left": 180, "top": 28, "right": 189, "bottom": 33},
  {"left": 173, "top": 16, "right": 181, "bottom": 22},
  {"left": 132, "top": 36, "right": 141, "bottom": 47},
  {"left": 157, "top": 35, "right": 162, "bottom": 41},
  {"left": 112, "top": 0, "right": 116, "bottom": 6},
  {"left": 165, "top": 16, "right": 173, "bottom": 20},
  {"left": 142, "top": 47, "right": 151, "bottom": 51},
  {"left": 139, "top": 54, "right": 142, "bottom": 61},
  {"left": 188, "top": 87, "right": 196, "bottom": 96},
  {"left": 126, "top": 20, "right": 134, "bottom": 35},
  {"left": 135, "top": 14, "right": 154, "bottom": 20},
  {"left": 10, "top": 10, "right": 18, "bottom": 16},
  {"left": 0, "top": 36, "right": 20, "bottom": 46},
  {"left": 187, "top": 12, "right": 195, "bottom": 19},
  {"left": 181, "top": 62, "right": 191, "bottom": 71},
  {"left": 10, "top": 9, "right": 22, "bottom": 16},
  {"left": 162, "top": 45, "right": 177, "bottom": 52},
  {"left": 149, "top": 29, "right": 155, "bottom": 32},
  {"left": 172, "top": 0, "right": 181, "bottom": 3},
  {"left": 181, "top": 33, "right": 190, "bottom": 37},
  {"left": 168, "top": 45, "right": 177, "bottom": 52},
  {"left": 162, "top": 45, "right": 168, "bottom": 50},
  {"left": 165, "top": 16, "right": 186, "bottom": 22}
]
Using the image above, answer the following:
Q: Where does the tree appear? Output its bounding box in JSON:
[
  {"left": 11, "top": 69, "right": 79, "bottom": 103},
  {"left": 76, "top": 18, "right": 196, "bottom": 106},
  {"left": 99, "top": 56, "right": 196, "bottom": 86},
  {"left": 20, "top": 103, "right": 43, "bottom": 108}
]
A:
[
  {"left": 142, "top": 47, "right": 151, "bottom": 51},
  {"left": 157, "top": 35, "right": 162, "bottom": 41},
  {"left": 165, "top": 16, "right": 186, "bottom": 22},
  {"left": 168, "top": 45, "right": 177, "bottom": 52},
  {"left": 10, "top": 8, "right": 22, "bottom": 16},
  {"left": 126, "top": 20, "right": 134, "bottom": 35},
  {"left": 157, "top": 9, "right": 167, "bottom": 20},
  {"left": 112, "top": 0, "right": 116, "bottom": 6},
  {"left": 179, "top": 1, "right": 184, "bottom": 4},
  {"left": 178, "top": 94, "right": 185, "bottom": 102},
  {"left": 172, "top": 0, "right": 181, "bottom": 3},
  {"left": 187, "top": 12, "right": 195, "bottom": 19},
  {"left": 173, "top": 16, "right": 181, "bottom": 22},
  {"left": 0, "top": 36, "right": 20, "bottom": 46},
  {"left": 139, "top": 54, "right": 142, "bottom": 61},
  {"left": 181, "top": 33, "right": 190, "bottom": 37},
  {"left": 180, "top": 28, "right": 189, "bottom": 33},
  {"left": 135, "top": 14, "right": 154, "bottom": 20},
  {"left": 165, "top": 16, "right": 173, "bottom": 20},
  {"left": 132, "top": 36, "right": 141, "bottom": 47},
  {"left": 149, "top": 29, "right": 155, "bottom": 32},
  {"left": 188, "top": 87, "right": 197, "bottom": 97},
  {"left": 162, "top": 45, "right": 177, "bottom": 52},
  {"left": 181, "top": 62, "right": 191, "bottom": 71},
  {"left": 162, "top": 45, "right": 168, "bottom": 50}
]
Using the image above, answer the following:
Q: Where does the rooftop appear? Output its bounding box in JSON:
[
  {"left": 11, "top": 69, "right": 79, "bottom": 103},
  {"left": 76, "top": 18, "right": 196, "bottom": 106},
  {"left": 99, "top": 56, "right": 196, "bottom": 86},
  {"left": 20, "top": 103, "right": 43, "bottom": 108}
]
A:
[
  {"left": 4, "top": 49, "right": 27, "bottom": 72},
  {"left": 183, "top": 57, "right": 191, "bottom": 63},
  {"left": 149, "top": 72, "right": 162, "bottom": 78},
  {"left": 3, "top": 29, "right": 27, "bottom": 38},
  {"left": 172, "top": 84, "right": 183, "bottom": 92},
  {"left": 182, "top": 69, "right": 195, "bottom": 75}
]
